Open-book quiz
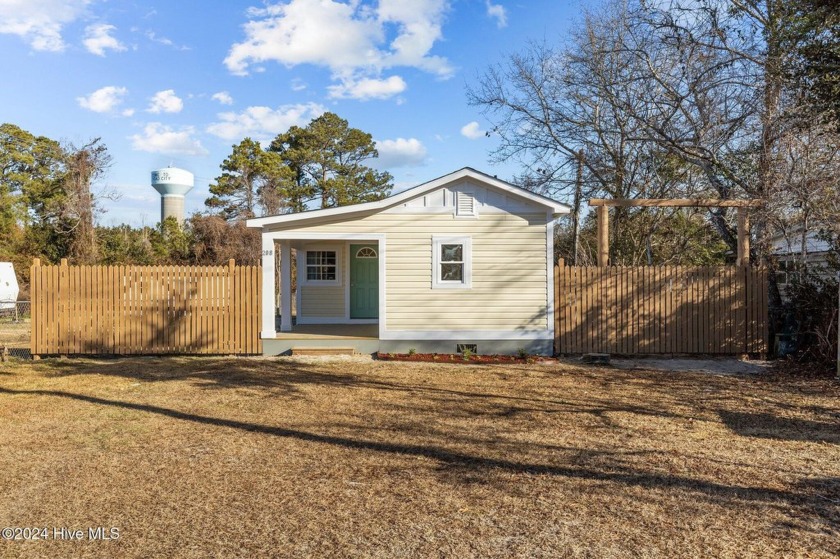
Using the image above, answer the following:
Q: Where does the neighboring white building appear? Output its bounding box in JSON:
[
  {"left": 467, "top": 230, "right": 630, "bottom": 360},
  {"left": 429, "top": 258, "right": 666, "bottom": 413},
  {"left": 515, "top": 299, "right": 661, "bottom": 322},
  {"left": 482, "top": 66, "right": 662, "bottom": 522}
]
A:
[
  {"left": 0, "top": 262, "right": 19, "bottom": 310},
  {"left": 771, "top": 229, "right": 832, "bottom": 260},
  {"left": 771, "top": 228, "right": 836, "bottom": 297},
  {"left": 247, "top": 168, "right": 570, "bottom": 356}
]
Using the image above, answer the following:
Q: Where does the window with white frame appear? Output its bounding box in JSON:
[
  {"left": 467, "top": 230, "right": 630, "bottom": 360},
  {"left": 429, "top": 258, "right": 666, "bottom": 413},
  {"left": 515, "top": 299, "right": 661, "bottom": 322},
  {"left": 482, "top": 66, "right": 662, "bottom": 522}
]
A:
[
  {"left": 305, "top": 250, "right": 338, "bottom": 282},
  {"left": 432, "top": 236, "right": 472, "bottom": 289}
]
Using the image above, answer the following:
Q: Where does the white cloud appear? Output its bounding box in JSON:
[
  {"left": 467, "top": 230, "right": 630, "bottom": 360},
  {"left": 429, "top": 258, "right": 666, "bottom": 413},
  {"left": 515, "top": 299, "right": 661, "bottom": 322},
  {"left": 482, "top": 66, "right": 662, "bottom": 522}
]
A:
[
  {"left": 375, "top": 137, "right": 427, "bottom": 168},
  {"left": 290, "top": 77, "right": 307, "bottom": 91},
  {"left": 224, "top": 0, "right": 452, "bottom": 96},
  {"left": 211, "top": 91, "right": 234, "bottom": 105},
  {"left": 129, "top": 122, "right": 208, "bottom": 156},
  {"left": 77, "top": 86, "right": 129, "bottom": 114},
  {"left": 206, "top": 102, "right": 326, "bottom": 141},
  {"left": 460, "top": 121, "right": 486, "bottom": 140},
  {"left": 0, "top": 0, "right": 90, "bottom": 52},
  {"left": 485, "top": 1, "right": 507, "bottom": 28},
  {"left": 377, "top": 0, "right": 451, "bottom": 74},
  {"left": 147, "top": 89, "right": 183, "bottom": 114},
  {"left": 83, "top": 23, "right": 126, "bottom": 56},
  {"left": 146, "top": 30, "right": 172, "bottom": 46},
  {"left": 328, "top": 75, "right": 406, "bottom": 100},
  {"left": 145, "top": 30, "right": 189, "bottom": 50}
]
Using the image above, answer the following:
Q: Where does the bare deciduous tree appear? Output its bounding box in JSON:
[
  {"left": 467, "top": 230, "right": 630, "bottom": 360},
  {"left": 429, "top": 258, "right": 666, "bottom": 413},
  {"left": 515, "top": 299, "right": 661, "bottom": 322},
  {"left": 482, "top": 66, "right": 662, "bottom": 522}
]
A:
[
  {"left": 61, "top": 138, "right": 113, "bottom": 264},
  {"left": 468, "top": 0, "right": 722, "bottom": 264}
]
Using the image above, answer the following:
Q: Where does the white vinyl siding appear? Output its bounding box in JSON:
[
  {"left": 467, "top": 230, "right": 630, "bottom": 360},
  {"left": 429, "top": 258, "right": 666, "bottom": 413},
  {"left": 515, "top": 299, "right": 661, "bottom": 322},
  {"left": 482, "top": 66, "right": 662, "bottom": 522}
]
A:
[
  {"left": 268, "top": 211, "right": 548, "bottom": 331},
  {"left": 299, "top": 285, "right": 345, "bottom": 317}
]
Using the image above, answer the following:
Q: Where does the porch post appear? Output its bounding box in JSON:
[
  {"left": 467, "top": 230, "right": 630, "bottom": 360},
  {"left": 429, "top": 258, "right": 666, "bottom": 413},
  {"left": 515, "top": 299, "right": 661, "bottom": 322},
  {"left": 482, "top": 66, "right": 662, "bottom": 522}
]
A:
[
  {"left": 279, "top": 240, "right": 292, "bottom": 332},
  {"left": 260, "top": 233, "right": 276, "bottom": 339}
]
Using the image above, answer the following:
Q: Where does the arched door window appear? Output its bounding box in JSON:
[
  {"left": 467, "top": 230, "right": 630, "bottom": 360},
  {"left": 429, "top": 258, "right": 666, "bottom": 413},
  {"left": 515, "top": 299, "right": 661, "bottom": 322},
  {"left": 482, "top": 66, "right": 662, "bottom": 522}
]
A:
[{"left": 355, "top": 247, "right": 377, "bottom": 258}]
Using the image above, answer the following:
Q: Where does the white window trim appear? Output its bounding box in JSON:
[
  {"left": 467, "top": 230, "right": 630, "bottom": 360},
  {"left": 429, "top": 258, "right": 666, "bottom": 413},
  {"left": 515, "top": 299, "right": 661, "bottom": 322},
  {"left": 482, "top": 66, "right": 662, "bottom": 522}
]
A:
[
  {"left": 432, "top": 235, "right": 472, "bottom": 289},
  {"left": 301, "top": 244, "right": 342, "bottom": 286}
]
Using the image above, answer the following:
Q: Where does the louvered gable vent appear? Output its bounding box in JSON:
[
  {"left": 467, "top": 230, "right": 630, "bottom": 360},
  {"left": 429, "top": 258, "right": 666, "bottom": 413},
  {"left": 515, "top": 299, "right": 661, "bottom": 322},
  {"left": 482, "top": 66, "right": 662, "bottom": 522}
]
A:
[{"left": 456, "top": 191, "right": 476, "bottom": 216}]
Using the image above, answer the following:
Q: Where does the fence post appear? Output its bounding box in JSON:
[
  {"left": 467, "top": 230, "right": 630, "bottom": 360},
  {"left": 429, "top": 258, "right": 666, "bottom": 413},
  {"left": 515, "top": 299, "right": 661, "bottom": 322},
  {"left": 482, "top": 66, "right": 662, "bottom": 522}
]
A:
[
  {"left": 228, "top": 259, "right": 235, "bottom": 355},
  {"left": 60, "top": 258, "right": 69, "bottom": 356},
  {"left": 597, "top": 206, "right": 609, "bottom": 267},
  {"left": 736, "top": 208, "right": 750, "bottom": 267},
  {"left": 555, "top": 259, "right": 563, "bottom": 355},
  {"left": 30, "top": 258, "right": 41, "bottom": 359}
]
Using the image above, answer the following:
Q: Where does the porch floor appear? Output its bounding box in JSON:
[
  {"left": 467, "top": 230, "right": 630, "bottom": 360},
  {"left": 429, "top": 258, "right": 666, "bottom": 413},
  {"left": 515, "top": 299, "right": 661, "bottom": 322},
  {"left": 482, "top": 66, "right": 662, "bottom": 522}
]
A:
[{"left": 274, "top": 324, "right": 379, "bottom": 340}]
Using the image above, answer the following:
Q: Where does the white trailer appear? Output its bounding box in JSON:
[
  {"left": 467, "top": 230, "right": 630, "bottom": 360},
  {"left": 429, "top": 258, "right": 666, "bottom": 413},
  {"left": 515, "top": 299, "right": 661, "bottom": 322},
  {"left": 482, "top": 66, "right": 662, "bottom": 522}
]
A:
[{"left": 0, "top": 262, "right": 19, "bottom": 310}]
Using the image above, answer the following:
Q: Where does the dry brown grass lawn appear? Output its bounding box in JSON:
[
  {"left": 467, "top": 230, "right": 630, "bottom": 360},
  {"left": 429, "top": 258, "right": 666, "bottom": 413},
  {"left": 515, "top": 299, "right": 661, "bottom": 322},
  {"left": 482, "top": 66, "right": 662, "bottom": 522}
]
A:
[
  {"left": 0, "top": 321, "right": 28, "bottom": 346},
  {"left": 0, "top": 356, "right": 838, "bottom": 558}
]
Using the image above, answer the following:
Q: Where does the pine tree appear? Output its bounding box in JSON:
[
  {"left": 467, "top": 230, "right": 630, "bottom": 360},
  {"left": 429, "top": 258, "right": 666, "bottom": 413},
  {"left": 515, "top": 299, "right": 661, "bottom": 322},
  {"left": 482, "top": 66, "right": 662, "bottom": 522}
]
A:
[
  {"left": 206, "top": 138, "right": 292, "bottom": 220},
  {"left": 269, "top": 112, "right": 392, "bottom": 209}
]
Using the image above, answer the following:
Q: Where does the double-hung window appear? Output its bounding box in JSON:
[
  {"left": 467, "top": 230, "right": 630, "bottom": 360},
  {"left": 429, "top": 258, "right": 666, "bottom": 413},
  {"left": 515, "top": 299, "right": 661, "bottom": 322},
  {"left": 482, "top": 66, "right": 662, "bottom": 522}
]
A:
[
  {"left": 432, "top": 236, "right": 472, "bottom": 289},
  {"left": 305, "top": 250, "right": 338, "bottom": 282}
]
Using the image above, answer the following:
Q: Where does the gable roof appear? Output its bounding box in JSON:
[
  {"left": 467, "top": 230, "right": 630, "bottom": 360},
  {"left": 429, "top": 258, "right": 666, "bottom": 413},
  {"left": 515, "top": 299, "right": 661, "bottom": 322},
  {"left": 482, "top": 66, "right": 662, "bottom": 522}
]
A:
[{"left": 246, "top": 167, "right": 570, "bottom": 228}]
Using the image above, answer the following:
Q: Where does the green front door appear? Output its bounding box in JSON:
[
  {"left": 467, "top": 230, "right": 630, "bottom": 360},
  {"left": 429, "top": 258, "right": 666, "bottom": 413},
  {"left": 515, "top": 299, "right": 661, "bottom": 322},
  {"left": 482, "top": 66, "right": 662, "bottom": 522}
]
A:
[{"left": 350, "top": 244, "right": 379, "bottom": 319}]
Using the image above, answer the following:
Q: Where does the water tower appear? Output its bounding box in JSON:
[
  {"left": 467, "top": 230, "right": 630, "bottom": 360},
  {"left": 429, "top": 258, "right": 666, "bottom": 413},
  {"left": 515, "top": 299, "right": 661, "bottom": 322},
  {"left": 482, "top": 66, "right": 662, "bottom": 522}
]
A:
[{"left": 151, "top": 166, "right": 194, "bottom": 224}]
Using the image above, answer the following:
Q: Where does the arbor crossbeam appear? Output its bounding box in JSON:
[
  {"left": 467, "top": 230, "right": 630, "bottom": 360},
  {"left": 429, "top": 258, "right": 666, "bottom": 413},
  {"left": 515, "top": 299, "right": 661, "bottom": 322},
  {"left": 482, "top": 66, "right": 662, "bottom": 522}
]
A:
[
  {"left": 588, "top": 198, "right": 763, "bottom": 208},
  {"left": 589, "top": 198, "right": 762, "bottom": 267}
]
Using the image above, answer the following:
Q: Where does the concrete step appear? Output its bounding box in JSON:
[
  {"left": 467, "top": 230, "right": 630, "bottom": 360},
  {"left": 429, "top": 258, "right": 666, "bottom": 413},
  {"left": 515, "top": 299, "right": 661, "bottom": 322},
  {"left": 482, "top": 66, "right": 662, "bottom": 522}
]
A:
[{"left": 291, "top": 347, "right": 356, "bottom": 356}]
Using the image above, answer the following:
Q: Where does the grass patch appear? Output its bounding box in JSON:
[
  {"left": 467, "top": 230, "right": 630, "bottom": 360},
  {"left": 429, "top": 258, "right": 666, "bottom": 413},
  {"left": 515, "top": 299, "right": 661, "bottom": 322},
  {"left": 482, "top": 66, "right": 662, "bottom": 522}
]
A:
[
  {"left": 0, "top": 356, "right": 838, "bottom": 558},
  {"left": 0, "top": 320, "right": 29, "bottom": 346}
]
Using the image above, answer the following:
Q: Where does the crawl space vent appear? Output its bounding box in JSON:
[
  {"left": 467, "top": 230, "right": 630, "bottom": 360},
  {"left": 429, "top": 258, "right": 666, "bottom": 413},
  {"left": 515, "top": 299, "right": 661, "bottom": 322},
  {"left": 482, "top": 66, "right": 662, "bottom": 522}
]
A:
[{"left": 456, "top": 344, "right": 478, "bottom": 354}]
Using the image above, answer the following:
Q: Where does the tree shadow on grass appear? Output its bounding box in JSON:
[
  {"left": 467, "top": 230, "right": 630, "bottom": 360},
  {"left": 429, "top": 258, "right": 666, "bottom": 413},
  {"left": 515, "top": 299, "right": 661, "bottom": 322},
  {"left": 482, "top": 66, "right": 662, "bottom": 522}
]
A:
[
  {"left": 0, "top": 384, "right": 837, "bottom": 533},
  {"left": 26, "top": 357, "right": 837, "bottom": 431},
  {"left": 34, "top": 357, "right": 725, "bottom": 427},
  {"left": 718, "top": 410, "right": 840, "bottom": 444},
  {"left": 38, "top": 357, "right": 367, "bottom": 398}
]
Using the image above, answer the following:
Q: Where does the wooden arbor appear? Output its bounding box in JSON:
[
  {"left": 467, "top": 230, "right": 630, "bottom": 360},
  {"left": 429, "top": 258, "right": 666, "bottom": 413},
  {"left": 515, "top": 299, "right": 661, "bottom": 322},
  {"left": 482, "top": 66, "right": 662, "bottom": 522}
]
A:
[{"left": 588, "top": 198, "right": 763, "bottom": 267}]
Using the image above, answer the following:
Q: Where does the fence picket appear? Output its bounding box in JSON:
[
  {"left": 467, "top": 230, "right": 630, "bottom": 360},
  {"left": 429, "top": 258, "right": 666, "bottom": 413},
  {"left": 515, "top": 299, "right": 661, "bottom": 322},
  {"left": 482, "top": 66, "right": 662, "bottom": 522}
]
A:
[
  {"left": 28, "top": 262, "right": 262, "bottom": 356},
  {"left": 553, "top": 265, "right": 768, "bottom": 355}
]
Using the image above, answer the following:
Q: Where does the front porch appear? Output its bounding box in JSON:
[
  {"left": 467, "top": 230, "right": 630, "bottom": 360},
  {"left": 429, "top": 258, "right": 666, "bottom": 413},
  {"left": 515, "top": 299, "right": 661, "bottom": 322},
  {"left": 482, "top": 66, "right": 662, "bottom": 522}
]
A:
[
  {"left": 259, "top": 232, "right": 385, "bottom": 355},
  {"left": 264, "top": 323, "right": 380, "bottom": 356}
]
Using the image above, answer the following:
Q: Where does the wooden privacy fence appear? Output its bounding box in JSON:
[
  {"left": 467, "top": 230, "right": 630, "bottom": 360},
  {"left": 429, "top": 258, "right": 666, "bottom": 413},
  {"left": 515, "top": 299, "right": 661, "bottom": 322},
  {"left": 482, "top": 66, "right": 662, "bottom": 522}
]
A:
[
  {"left": 555, "top": 264, "right": 768, "bottom": 355},
  {"left": 30, "top": 259, "right": 261, "bottom": 356}
]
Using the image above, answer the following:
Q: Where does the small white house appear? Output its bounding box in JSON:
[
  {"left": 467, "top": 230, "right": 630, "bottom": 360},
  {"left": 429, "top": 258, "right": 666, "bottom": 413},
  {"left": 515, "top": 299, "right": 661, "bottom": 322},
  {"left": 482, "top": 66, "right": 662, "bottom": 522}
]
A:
[
  {"left": 0, "top": 262, "right": 19, "bottom": 310},
  {"left": 771, "top": 228, "right": 836, "bottom": 299},
  {"left": 771, "top": 228, "right": 833, "bottom": 262},
  {"left": 247, "top": 168, "right": 570, "bottom": 355}
]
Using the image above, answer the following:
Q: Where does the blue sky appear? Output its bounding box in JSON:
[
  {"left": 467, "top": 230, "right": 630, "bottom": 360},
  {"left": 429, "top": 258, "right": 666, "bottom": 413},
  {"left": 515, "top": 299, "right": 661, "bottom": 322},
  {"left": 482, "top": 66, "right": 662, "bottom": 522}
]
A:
[{"left": 0, "top": 0, "right": 580, "bottom": 226}]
